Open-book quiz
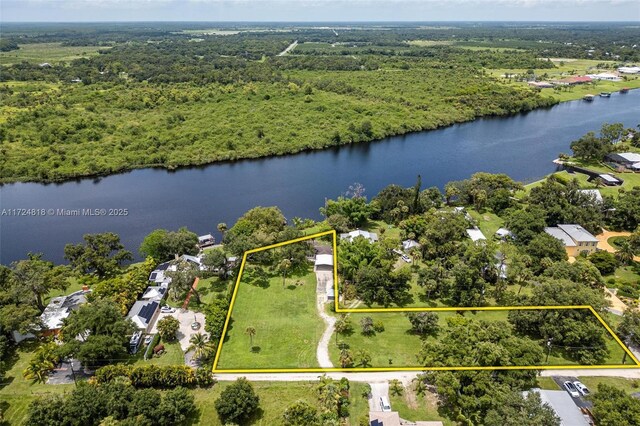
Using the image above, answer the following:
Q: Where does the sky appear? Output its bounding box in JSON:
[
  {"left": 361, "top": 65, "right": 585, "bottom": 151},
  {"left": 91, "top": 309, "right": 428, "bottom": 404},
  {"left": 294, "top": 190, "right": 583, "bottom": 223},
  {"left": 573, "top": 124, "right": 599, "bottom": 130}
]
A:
[{"left": 1, "top": 0, "right": 639, "bottom": 22}]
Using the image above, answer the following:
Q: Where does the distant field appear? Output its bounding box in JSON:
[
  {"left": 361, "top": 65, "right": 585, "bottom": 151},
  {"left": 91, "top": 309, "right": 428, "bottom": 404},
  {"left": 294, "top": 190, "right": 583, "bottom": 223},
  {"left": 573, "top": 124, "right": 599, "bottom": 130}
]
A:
[{"left": 0, "top": 42, "right": 108, "bottom": 65}]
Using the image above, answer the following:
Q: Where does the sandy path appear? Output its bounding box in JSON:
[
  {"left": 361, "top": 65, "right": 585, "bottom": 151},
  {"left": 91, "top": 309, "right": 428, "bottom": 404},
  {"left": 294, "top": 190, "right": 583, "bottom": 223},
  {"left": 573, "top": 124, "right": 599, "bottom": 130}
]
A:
[{"left": 597, "top": 229, "right": 640, "bottom": 262}]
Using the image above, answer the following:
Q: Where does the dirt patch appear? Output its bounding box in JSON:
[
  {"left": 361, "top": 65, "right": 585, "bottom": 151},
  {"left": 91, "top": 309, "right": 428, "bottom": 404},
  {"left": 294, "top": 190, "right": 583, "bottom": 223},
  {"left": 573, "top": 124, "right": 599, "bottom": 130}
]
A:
[{"left": 404, "top": 385, "right": 418, "bottom": 409}]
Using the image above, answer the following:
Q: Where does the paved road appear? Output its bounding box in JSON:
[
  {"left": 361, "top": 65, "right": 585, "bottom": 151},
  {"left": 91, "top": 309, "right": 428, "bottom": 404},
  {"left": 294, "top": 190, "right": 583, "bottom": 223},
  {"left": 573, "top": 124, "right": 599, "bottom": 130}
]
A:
[
  {"left": 369, "top": 382, "right": 389, "bottom": 412},
  {"left": 550, "top": 375, "right": 592, "bottom": 409},
  {"left": 277, "top": 40, "right": 298, "bottom": 56}
]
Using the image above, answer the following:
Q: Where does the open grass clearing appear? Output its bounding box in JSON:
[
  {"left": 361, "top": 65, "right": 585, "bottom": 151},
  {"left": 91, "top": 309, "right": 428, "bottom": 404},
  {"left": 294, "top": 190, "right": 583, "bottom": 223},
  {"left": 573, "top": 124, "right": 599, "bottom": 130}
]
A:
[
  {"left": 0, "top": 42, "right": 108, "bottom": 65},
  {"left": 215, "top": 265, "right": 324, "bottom": 370},
  {"left": 329, "top": 309, "right": 630, "bottom": 369}
]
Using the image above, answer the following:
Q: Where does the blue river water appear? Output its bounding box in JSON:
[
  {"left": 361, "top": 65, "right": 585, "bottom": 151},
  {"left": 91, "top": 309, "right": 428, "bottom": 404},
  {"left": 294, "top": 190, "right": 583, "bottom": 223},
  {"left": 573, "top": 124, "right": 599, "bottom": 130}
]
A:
[{"left": 1, "top": 89, "right": 639, "bottom": 264}]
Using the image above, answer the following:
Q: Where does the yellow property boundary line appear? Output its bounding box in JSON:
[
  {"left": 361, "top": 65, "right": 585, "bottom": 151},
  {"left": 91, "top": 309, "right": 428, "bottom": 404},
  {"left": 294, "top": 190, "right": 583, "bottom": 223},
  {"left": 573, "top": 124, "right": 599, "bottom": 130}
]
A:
[{"left": 212, "top": 230, "right": 640, "bottom": 373}]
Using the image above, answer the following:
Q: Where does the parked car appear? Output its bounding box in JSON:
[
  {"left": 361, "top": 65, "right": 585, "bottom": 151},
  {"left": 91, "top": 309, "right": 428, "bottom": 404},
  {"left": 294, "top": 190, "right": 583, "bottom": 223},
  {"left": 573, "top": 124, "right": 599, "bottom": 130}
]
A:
[
  {"left": 144, "top": 334, "right": 153, "bottom": 345},
  {"left": 401, "top": 254, "right": 412, "bottom": 263},
  {"left": 160, "top": 306, "right": 176, "bottom": 313},
  {"left": 573, "top": 381, "right": 590, "bottom": 396},
  {"left": 563, "top": 381, "right": 580, "bottom": 398},
  {"left": 379, "top": 396, "right": 391, "bottom": 412}
]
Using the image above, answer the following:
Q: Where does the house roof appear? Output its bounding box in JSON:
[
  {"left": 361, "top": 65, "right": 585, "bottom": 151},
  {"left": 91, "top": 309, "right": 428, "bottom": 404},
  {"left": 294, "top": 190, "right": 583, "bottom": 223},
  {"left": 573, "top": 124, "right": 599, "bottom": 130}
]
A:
[
  {"left": 369, "top": 411, "right": 401, "bottom": 426},
  {"left": 40, "top": 290, "right": 91, "bottom": 331},
  {"left": 141, "top": 286, "right": 167, "bottom": 301},
  {"left": 557, "top": 224, "right": 599, "bottom": 243},
  {"left": 599, "top": 173, "right": 621, "bottom": 183},
  {"left": 315, "top": 254, "right": 334, "bottom": 266},
  {"left": 402, "top": 239, "right": 421, "bottom": 250},
  {"left": 126, "top": 300, "right": 159, "bottom": 330},
  {"left": 528, "top": 389, "right": 590, "bottom": 426},
  {"left": 577, "top": 189, "right": 603, "bottom": 203},
  {"left": 340, "top": 230, "right": 379, "bottom": 242},
  {"left": 466, "top": 229, "right": 487, "bottom": 242},
  {"left": 544, "top": 227, "right": 577, "bottom": 247},
  {"left": 495, "top": 228, "right": 512, "bottom": 237},
  {"left": 612, "top": 152, "right": 640, "bottom": 163}
]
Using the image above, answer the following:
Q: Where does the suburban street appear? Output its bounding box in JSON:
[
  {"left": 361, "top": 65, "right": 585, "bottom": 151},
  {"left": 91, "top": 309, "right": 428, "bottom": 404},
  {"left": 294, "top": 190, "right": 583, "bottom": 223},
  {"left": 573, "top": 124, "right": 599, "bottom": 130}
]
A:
[{"left": 550, "top": 375, "right": 592, "bottom": 409}]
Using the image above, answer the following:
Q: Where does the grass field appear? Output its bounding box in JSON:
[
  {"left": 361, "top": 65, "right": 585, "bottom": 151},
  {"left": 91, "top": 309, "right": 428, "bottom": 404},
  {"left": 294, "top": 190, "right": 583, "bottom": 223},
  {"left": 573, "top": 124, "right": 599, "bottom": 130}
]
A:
[
  {"left": 0, "top": 342, "right": 75, "bottom": 425},
  {"left": 0, "top": 43, "right": 108, "bottom": 65},
  {"left": 389, "top": 386, "right": 452, "bottom": 425},
  {"left": 328, "top": 309, "right": 631, "bottom": 369},
  {"left": 215, "top": 263, "right": 324, "bottom": 370}
]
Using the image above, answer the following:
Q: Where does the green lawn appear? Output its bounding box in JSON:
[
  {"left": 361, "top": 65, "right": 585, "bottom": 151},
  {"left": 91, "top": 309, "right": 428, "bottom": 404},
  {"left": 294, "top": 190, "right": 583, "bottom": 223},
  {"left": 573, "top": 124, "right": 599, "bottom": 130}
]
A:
[
  {"left": 0, "top": 42, "right": 108, "bottom": 65},
  {"left": 0, "top": 342, "right": 75, "bottom": 425},
  {"left": 192, "top": 381, "right": 323, "bottom": 425},
  {"left": 536, "top": 377, "right": 560, "bottom": 390},
  {"left": 142, "top": 341, "right": 185, "bottom": 366},
  {"left": 576, "top": 377, "right": 640, "bottom": 395},
  {"left": 329, "top": 309, "right": 629, "bottom": 369},
  {"left": 467, "top": 209, "right": 504, "bottom": 239},
  {"left": 215, "top": 264, "right": 324, "bottom": 369},
  {"left": 605, "top": 265, "right": 640, "bottom": 285},
  {"left": 390, "top": 387, "right": 452, "bottom": 425}
]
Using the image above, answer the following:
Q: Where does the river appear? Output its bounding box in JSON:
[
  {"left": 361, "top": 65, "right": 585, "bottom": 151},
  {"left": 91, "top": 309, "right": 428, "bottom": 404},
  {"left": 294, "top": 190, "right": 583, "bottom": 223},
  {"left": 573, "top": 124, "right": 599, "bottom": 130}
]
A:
[{"left": 1, "top": 90, "right": 639, "bottom": 264}]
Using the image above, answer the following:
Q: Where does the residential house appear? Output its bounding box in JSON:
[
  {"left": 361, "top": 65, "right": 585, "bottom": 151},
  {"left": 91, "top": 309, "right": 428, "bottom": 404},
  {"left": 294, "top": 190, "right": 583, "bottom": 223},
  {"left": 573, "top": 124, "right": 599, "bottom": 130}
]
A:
[
  {"left": 140, "top": 286, "right": 167, "bottom": 302},
  {"left": 466, "top": 228, "right": 487, "bottom": 243},
  {"left": 149, "top": 261, "right": 172, "bottom": 287},
  {"left": 314, "top": 253, "right": 335, "bottom": 301},
  {"left": 526, "top": 389, "right": 590, "bottom": 426},
  {"left": 552, "top": 76, "right": 592, "bottom": 85},
  {"left": 126, "top": 300, "right": 161, "bottom": 333},
  {"left": 12, "top": 288, "right": 92, "bottom": 343},
  {"left": 577, "top": 189, "right": 603, "bottom": 203},
  {"left": 544, "top": 224, "right": 599, "bottom": 257},
  {"left": 495, "top": 228, "right": 512, "bottom": 240},
  {"left": 607, "top": 152, "right": 640, "bottom": 171},
  {"left": 594, "top": 173, "right": 623, "bottom": 186},
  {"left": 340, "top": 229, "right": 379, "bottom": 243},
  {"left": 402, "top": 239, "right": 421, "bottom": 252},
  {"left": 586, "top": 72, "right": 621, "bottom": 81}
]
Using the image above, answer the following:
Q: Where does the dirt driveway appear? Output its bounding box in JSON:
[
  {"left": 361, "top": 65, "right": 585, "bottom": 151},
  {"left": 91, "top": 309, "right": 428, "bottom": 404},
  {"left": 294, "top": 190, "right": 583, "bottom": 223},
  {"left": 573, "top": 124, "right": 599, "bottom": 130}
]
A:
[{"left": 597, "top": 229, "right": 640, "bottom": 262}]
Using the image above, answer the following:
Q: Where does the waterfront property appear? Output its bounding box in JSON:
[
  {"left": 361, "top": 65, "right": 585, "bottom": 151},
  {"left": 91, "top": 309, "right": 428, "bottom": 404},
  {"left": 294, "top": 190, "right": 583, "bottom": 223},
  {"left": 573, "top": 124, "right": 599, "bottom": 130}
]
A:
[
  {"left": 544, "top": 224, "right": 599, "bottom": 257},
  {"left": 340, "top": 229, "right": 379, "bottom": 243},
  {"left": 12, "top": 288, "right": 92, "bottom": 343},
  {"left": 198, "top": 234, "right": 216, "bottom": 248},
  {"left": 607, "top": 152, "right": 640, "bottom": 171}
]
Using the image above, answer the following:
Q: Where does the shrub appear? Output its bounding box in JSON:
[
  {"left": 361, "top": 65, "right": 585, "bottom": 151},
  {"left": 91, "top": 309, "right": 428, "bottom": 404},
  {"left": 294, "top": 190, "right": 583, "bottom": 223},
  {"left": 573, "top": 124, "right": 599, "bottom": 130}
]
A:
[{"left": 373, "top": 320, "right": 385, "bottom": 332}]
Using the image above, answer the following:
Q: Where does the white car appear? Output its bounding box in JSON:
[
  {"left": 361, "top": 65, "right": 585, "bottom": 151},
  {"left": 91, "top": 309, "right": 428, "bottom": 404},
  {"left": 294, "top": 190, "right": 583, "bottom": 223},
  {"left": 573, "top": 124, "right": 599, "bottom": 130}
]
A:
[
  {"left": 379, "top": 396, "right": 391, "bottom": 412},
  {"left": 573, "top": 381, "right": 590, "bottom": 396},
  {"left": 401, "top": 254, "right": 412, "bottom": 263},
  {"left": 160, "top": 306, "right": 176, "bottom": 313},
  {"left": 144, "top": 335, "right": 153, "bottom": 345},
  {"left": 563, "top": 381, "right": 580, "bottom": 398}
]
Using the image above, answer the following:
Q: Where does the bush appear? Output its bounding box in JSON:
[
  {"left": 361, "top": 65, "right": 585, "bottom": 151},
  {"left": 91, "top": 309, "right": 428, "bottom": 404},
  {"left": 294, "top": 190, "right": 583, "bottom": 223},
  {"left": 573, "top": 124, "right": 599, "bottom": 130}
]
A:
[
  {"left": 215, "top": 377, "right": 260, "bottom": 424},
  {"left": 373, "top": 320, "right": 385, "bottom": 332},
  {"left": 94, "top": 364, "right": 200, "bottom": 389},
  {"left": 588, "top": 251, "right": 619, "bottom": 275}
]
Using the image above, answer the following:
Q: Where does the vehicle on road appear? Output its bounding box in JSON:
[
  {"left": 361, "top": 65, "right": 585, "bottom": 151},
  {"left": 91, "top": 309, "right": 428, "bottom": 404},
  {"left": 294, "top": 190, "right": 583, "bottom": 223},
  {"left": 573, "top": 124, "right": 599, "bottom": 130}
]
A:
[
  {"left": 379, "top": 396, "right": 391, "bottom": 412},
  {"left": 160, "top": 306, "right": 176, "bottom": 313},
  {"left": 563, "top": 381, "right": 580, "bottom": 397},
  {"left": 574, "top": 381, "right": 590, "bottom": 396}
]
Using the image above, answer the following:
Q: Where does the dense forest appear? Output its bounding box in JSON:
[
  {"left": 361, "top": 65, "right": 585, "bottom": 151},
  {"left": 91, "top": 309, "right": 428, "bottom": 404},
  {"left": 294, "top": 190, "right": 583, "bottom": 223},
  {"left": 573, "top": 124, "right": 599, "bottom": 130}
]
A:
[{"left": 1, "top": 22, "right": 638, "bottom": 183}]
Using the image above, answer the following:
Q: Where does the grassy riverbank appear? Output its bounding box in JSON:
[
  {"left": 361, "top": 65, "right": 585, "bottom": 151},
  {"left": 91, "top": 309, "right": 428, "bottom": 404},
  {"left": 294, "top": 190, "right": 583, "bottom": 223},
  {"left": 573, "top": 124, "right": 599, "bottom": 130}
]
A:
[{"left": 0, "top": 70, "right": 556, "bottom": 184}]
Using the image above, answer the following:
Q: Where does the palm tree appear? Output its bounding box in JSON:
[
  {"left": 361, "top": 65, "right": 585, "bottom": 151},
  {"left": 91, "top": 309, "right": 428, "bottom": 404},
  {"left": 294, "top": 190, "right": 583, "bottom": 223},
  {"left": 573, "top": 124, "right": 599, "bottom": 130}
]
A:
[
  {"left": 279, "top": 258, "right": 292, "bottom": 288},
  {"left": 357, "top": 349, "right": 371, "bottom": 367},
  {"left": 188, "top": 332, "right": 215, "bottom": 361},
  {"left": 412, "top": 374, "right": 427, "bottom": 397},
  {"left": 23, "top": 358, "right": 55, "bottom": 384},
  {"left": 389, "top": 379, "right": 403, "bottom": 396},
  {"left": 616, "top": 240, "right": 635, "bottom": 265},
  {"left": 245, "top": 326, "right": 256, "bottom": 348},
  {"left": 217, "top": 222, "right": 227, "bottom": 240}
]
